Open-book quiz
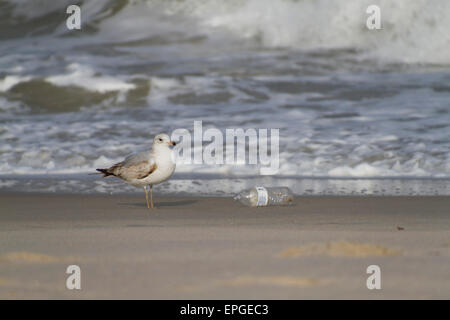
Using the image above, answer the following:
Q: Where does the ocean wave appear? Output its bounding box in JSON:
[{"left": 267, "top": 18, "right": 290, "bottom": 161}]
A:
[
  {"left": 1, "top": 70, "right": 449, "bottom": 178},
  {"left": 1, "top": 135, "right": 449, "bottom": 178},
  {"left": 2, "top": 0, "right": 450, "bottom": 64},
  {"left": 171, "top": 0, "right": 450, "bottom": 64},
  {"left": 1, "top": 0, "right": 449, "bottom": 181},
  {"left": 46, "top": 63, "right": 136, "bottom": 93}
]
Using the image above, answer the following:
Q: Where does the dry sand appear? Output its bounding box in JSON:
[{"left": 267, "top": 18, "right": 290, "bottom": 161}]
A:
[{"left": 0, "top": 193, "right": 449, "bottom": 299}]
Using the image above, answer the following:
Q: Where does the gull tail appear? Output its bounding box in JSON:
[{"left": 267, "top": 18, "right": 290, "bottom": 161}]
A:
[{"left": 96, "top": 168, "right": 114, "bottom": 177}]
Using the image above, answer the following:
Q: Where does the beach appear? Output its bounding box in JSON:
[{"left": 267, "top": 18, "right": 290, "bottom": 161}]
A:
[
  {"left": 1, "top": 193, "right": 449, "bottom": 299},
  {"left": 1, "top": 0, "right": 450, "bottom": 302}
]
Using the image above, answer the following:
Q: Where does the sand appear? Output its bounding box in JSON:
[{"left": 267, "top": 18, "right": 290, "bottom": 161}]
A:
[{"left": 0, "top": 193, "right": 449, "bottom": 299}]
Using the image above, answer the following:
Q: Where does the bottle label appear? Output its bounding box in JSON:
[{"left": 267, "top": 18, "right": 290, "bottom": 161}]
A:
[{"left": 255, "top": 187, "right": 269, "bottom": 206}]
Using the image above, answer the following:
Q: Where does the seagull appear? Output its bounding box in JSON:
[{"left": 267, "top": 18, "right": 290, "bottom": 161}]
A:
[{"left": 96, "top": 133, "right": 176, "bottom": 209}]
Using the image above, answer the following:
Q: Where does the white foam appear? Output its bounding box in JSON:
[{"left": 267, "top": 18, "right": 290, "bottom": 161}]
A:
[
  {"left": 46, "top": 63, "right": 135, "bottom": 93},
  {"left": 0, "top": 75, "right": 31, "bottom": 92},
  {"left": 165, "top": 0, "right": 450, "bottom": 65},
  {"left": 329, "top": 163, "right": 387, "bottom": 177}
]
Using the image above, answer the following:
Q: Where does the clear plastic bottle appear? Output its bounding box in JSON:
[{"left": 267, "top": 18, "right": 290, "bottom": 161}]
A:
[{"left": 233, "top": 187, "right": 294, "bottom": 207}]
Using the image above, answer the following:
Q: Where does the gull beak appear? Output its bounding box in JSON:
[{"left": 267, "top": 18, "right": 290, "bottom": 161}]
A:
[{"left": 169, "top": 141, "right": 176, "bottom": 146}]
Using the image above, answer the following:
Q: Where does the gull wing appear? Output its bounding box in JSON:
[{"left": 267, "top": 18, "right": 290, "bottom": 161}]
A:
[
  {"left": 121, "top": 151, "right": 151, "bottom": 167},
  {"left": 112, "top": 151, "right": 157, "bottom": 180}
]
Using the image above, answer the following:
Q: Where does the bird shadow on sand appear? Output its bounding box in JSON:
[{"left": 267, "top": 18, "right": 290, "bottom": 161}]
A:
[{"left": 118, "top": 199, "right": 197, "bottom": 208}]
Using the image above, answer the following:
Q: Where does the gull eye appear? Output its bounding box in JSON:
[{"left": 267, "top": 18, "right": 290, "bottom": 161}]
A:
[{"left": 158, "top": 138, "right": 163, "bottom": 142}]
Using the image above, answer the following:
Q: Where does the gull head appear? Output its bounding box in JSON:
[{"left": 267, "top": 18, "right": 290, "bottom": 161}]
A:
[{"left": 153, "top": 133, "right": 176, "bottom": 149}]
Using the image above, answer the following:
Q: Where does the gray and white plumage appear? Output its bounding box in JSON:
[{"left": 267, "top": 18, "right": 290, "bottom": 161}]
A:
[
  {"left": 96, "top": 133, "right": 176, "bottom": 209},
  {"left": 105, "top": 150, "right": 157, "bottom": 183}
]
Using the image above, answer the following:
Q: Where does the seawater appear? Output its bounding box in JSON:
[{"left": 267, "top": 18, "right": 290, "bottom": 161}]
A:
[{"left": 1, "top": 0, "right": 449, "bottom": 194}]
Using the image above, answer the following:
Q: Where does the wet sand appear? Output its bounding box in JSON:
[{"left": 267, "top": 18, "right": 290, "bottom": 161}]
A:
[{"left": 0, "top": 193, "right": 449, "bottom": 299}]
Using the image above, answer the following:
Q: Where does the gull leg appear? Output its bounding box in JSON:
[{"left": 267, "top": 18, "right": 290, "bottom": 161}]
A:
[
  {"left": 150, "top": 184, "right": 154, "bottom": 209},
  {"left": 144, "top": 186, "right": 150, "bottom": 209}
]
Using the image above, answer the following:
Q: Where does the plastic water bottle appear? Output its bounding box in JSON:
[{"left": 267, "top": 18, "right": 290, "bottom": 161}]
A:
[{"left": 233, "top": 187, "right": 294, "bottom": 207}]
